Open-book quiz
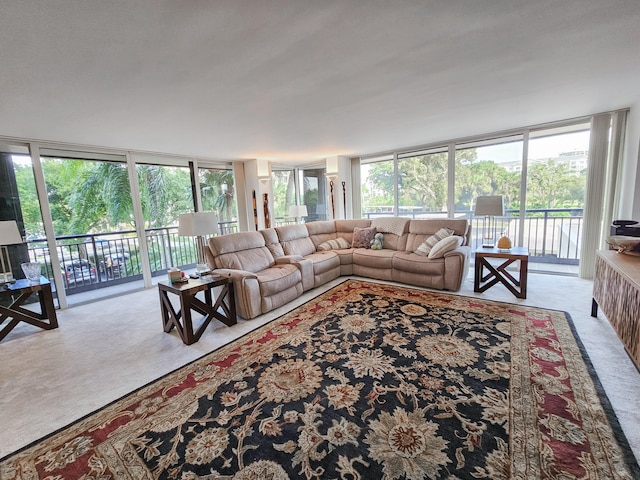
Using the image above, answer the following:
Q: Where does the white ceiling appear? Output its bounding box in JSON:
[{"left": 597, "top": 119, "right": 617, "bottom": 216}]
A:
[{"left": 1, "top": 1, "right": 639, "bottom": 164}]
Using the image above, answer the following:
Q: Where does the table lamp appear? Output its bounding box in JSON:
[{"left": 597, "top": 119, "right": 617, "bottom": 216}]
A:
[
  {"left": 0, "top": 220, "right": 23, "bottom": 283},
  {"left": 178, "top": 212, "right": 220, "bottom": 274},
  {"left": 288, "top": 204, "right": 308, "bottom": 224},
  {"left": 474, "top": 195, "right": 504, "bottom": 247}
]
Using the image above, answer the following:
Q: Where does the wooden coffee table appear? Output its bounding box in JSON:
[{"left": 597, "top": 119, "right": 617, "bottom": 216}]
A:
[
  {"left": 158, "top": 274, "right": 236, "bottom": 345},
  {"left": 0, "top": 277, "right": 58, "bottom": 341},
  {"left": 474, "top": 247, "right": 529, "bottom": 299}
]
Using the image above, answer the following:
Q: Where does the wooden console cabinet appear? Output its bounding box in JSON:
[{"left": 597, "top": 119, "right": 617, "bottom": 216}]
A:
[{"left": 592, "top": 250, "right": 640, "bottom": 369}]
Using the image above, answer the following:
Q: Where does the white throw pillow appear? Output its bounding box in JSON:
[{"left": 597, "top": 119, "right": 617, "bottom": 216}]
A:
[
  {"left": 414, "top": 228, "right": 454, "bottom": 256},
  {"left": 428, "top": 235, "right": 462, "bottom": 259}
]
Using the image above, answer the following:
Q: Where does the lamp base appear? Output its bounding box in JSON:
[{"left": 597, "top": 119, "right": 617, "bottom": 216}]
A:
[{"left": 482, "top": 237, "right": 495, "bottom": 248}]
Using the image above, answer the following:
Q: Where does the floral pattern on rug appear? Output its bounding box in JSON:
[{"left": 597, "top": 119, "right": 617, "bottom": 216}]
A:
[{"left": 1, "top": 280, "right": 637, "bottom": 480}]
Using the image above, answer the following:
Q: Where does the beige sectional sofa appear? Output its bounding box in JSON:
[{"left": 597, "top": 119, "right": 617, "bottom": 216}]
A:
[{"left": 206, "top": 217, "right": 471, "bottom": 319}]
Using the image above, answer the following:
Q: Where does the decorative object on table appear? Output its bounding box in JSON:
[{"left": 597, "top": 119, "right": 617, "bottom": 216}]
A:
[
  {"left": 252, "top": 189, "right": 258, "bottom": 231},
  {"left": 178, "top": 211, "right": 220, "bottom": 276},
  {"left": 326, "top": 157, "right": 339, "bottom": 219},
  {"left": 610, "top": 219, "right": 640, "bottom": 237},
  {"left": 370, "top": 232, "right": 384, "bottom": 249},
  {"left": 167, "top": 268, "right": 183, "bottom": 283},
  {"left": 263, "top": 193, "right": 271, "bottom": 228},
  {"left": 5, "top": 280, "right": 638, "bottom": 478},
  {"left": 0, "top": 220, "right": 23, "bottom": 284},
  {"left": 342, "top": 180, "right": 346, "bottom": 214},
  {"left": 606, "top": 235, "right": 640, "bottom": 255},
  {"left": 288, "top": 204, "right": 308, "bottom": 224},
  {"left": 474, "top": 195, "right": 504, "bottom": 247},
  {"left": 20, "top": 262, "right": 42, "bottom": 284},
  {"left": 497, "top": 235, "right": 512, "bottom": 251}
]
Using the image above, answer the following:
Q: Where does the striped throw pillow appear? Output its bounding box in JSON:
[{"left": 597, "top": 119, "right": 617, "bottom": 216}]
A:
[
  {"left": 414, "top": 228, "right": 454, "bottom": 256},
  {"left": 317, "top": 237, "right": 351, "bottom": 251}
]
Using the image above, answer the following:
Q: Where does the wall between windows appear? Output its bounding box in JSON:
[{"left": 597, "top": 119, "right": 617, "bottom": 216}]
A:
[{"left": 620, "top": 101, "right": 640, "bottom": 220}]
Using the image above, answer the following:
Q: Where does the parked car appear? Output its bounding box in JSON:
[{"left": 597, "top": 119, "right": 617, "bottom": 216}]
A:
[
  {"left": 60, "top": 259, "right": 97, "bottom": 287},
  {"left": 99, "top": 252, "right": 130, "bottom": 278}
]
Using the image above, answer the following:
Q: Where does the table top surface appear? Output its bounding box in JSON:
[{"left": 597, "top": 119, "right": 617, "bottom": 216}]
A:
[
  {"left": 475, "top": 246, "right": 529, "bottom": 257},
  {"left": 158, "top": 273, "right": 230, "bottom": 292},
  {"left": 1, "top": 276, "right": 51, "bottom": 292}
]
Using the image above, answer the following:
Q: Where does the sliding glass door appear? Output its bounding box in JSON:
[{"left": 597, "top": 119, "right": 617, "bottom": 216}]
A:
[{"left": 38, "top": 149, "right": 142, "bottom": 304}]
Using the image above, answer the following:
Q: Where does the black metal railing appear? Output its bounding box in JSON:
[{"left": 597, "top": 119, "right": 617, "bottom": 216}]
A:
[
  {"left": 364, "top": 208, "right": 584, "bottom": 264},
  {"left": 25, "top": 209, "right": 582, "bottom": 297},
  {"left": 26, "top": 220, "right": 239, "bottom": 294}
]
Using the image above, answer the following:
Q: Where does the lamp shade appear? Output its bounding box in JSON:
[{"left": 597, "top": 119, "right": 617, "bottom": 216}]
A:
[
  {"left": 288, "top": 205, "right": 308, "bottom": 217},
  {"left": 326, "top": 157, "right": 339, "bottom": 176},
  {"left": 474, "top": 196, "right": 504, "bottom": 216},
  {"left": 178, "top": 212, "right": 220, "bottom": 237},
  {"left": 0, "top": 221, "right": 22, "bottom": 245},
  {"left": 257, "top": 159, "right": 270, "bottom": 179}
]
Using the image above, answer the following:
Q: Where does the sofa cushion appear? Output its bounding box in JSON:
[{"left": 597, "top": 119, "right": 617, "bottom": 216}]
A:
[
  {"left": 306, "top": 220, "right": 337, "bottom": 248},
  {"left": 428, "top": 235, "right": 463, "bottom": 259},
  {"left": 392, "top": 252, "right": 446, "bottom": 275},
  {"left": 415, "top": 228, "right": 454, "bottom": 256},
  {"left": 352, "top": 248, "right": 396, "bottom": 269},
  {"left": 261, "top": 228, "right": 285, "bottom": 258},
  {"left": 407, "top": 219, "right": 470, "bottom": 251},
  {"left": 352, "top": 226, "right": 378, "bottom": 248},
  {"left": 276, "top": 224, "right": 316, "bottom": 257},
  {"left": 317, "top": 238, "right": 351, "bottom": 251},
  {"left": 209, "top": 232, "right": 275, "bottom": 272},
  {"left": 255, "top": 264, "right": 301, "bottom": 297},
  {"left": 304, "top": 251, "right": 341, "bottom": 275}
]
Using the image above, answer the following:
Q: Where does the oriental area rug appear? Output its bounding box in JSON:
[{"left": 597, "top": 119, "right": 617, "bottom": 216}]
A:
[{"left": 1, "top": 280, "right": 638, "bottom": 480}]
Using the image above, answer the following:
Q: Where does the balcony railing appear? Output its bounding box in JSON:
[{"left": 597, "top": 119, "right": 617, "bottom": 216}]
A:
[
  {"left": 26, "top": 220, "right": 239, "bottom": 295},
  {"left": 364, "top": 207, "right": 584, "bottom": 264}
]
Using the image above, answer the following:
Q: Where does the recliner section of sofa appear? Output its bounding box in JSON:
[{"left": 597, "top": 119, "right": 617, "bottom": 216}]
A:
[
  {"left": 207, "top": 231, "right": 305, "bottom": 320},
  {"left": 207, "top": 218, "right": 471, "bottom": 319}
]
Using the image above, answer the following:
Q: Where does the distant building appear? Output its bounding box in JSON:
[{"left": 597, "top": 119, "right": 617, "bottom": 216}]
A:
[{"left": 499, "top": 150, "right": 588, "bottom": 173}]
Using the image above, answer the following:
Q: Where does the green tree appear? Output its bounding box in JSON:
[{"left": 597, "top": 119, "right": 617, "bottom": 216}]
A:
[{"left": 200, "top": 168, "right": 236, "bottom": 222}]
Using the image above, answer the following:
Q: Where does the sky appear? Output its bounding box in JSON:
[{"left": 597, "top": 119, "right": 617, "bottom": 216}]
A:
[{"left": 476, "top": 131, "right": 591, "bottom": 164}]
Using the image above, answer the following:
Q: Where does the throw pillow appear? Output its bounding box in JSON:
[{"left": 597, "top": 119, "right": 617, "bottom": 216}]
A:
[
  {"left": 414, "top": 227, "right": 454, "bottom": 256},
  {"left": 317, "top": 237, "right": 351, "bottom": 251},
  {"left": 428, "top": 235, "right": 462, "bottom": 259},
  {"left": 352, "top": 226, "right": 377, "bottom": 249}
]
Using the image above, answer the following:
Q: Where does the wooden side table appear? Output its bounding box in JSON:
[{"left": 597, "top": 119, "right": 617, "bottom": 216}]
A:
[
  {"left": 0, "top": 277, "right": 58, "bottom": 341},
  {"left": 474, "top": 247, "right": 529, "bottom": 299},
  {"left": 158, "top": 274, "right": 236, "bottom": 345}
]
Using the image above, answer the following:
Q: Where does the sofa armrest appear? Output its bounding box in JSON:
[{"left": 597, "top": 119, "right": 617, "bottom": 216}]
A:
[
  {"left": 212, "top": 268, "right": 258, "bottom": 281},
  {"left": 275, "top": 255, "right": 304, "bottom": 264},
  {"left": 443, "top": 246, "right": 470, "bottom": 291},
  {"left": 212, "top": 268, "right": 261, "bottom": 319}
]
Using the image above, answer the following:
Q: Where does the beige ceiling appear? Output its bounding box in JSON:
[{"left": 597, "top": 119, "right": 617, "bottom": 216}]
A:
[{"left": 1, "top": 1, "right": 639, "bottom": 163}]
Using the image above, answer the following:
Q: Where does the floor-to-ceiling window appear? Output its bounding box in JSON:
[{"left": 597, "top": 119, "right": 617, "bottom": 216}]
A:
[
  {"left": 360, "top": 155, "right": 394, "bottom": 218},
  {"left": 38, "top": 149, "right": 142, "bottom": 305},
  {"left": 524, "top": 123, "right": 590, "bottom": 272},
  {"left": 357, "top": 117, "right": 597, "bottom": 275},
  {"left": 455, "top": 136, "right": 523, "bottom": 249},
  {"left": 135, "top": 162, "right": 195, "bottom": 277},
  {"left": 199, "top": 166, "right": 238, "bottom": 234},
  {"left": 398, "top": 148, "right": 449, "bottom": 218},
  {"left": 300, "top": 168, "right": 328, "bottom": 222},
  {"left": 0, "top": 146, "right": 50, "bottom": 302},
  {"left": 272, "top": 169, "right": 297, "bottom": 225}
]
